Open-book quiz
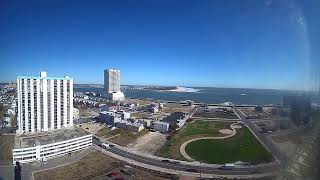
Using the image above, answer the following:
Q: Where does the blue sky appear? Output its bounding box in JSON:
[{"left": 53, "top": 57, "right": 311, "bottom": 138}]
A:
[{"left": 1, "top": 0, "right": 319, "bottom": 90}]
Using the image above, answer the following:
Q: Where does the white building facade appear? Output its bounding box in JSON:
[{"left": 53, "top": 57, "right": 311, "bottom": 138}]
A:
[
  {"left": 12, "top": 134, "right": 92, "bottom": 164},
  {"left": 73, "top": 108, "right": 79, "bottom": 120},
  {"left": 104, "top": 69, "right": 125, "bottom": 101},
  {"left": 17, "top": 72, "right": 74, "bottom": 134}
]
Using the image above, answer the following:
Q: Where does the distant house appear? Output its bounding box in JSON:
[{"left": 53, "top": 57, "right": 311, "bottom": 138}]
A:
[
  {"left": 186, "top": 100, "right": 194, "bottom": 106},
  {"left": 255, "top": 106, "right": 263, "bottom": 112},
  {"left": 118, "top": 110, "right": 130, "bottom": 120},
  {"left": 115, "top": 120, "right": 129, "bottom": 129},
  {"left": 99, "top": 104, "right": 109, "bottom": 111},
  {"left": 141, "top": 119, "right": 151, "bottom": 128},
  {"left": 2, "top": 114, "right": 11, "bottom": 127},
  {"left": 7, "top": 108, "right": 15, "bottom": 115},
  {"left": 162, "top": 112, "right": 189, "bottom": 130},
  {"left": 127, "top": 121, "right": 144, "bottom": 133},
  {"left": 73, "top": 108, "right": 80, "bottom": 120},
  {"left": 153, "top": 121, "right": 169, "bottom": 133},
  {"left": 139, "top": 103, "right": 163, "bottom": 113}
]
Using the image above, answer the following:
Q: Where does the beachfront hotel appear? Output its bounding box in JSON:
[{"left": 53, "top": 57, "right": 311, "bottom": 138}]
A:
[
  {"left": 104, "top": 69, "right": 125, "bottom": 101},
  {"left": 17, "top": 71, "right": 74, "bottom": 134},
  {"left": 14, "top": 72, "right": 92, "bottom": 164}
]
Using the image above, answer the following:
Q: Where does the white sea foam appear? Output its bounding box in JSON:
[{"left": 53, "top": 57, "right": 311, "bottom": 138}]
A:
[{"left": 166, "top": 87, "right": 200, "bottom": 93}]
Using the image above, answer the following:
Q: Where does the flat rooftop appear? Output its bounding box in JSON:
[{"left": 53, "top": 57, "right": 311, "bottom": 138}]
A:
[{"left": 14, "top": 127, "right": 89, "bottom": 149}]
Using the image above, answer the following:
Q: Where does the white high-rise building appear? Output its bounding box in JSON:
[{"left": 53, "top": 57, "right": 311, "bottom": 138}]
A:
[
  {"left": 17, "top": 71, "right": 73, "bottom": 134},
  {"left": 104, "top": 69, "right": 125, "bottom": 101}
]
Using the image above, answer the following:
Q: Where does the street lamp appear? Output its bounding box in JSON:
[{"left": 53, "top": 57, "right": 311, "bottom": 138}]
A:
[
  {"left": 125, "top": 147, "right": 128, "bottom": 162},
  {"left": 199, "top": 161, "right": 202, "bottom": 178}
]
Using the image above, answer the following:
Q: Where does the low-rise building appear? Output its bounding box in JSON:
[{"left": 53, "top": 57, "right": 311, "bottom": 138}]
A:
[
  {"left": 7, "top": 108, "right": 15, "bottom": 115},
  {"left": 186, "top": 100, "right": 194, "bottom": 106},
  {"left": 83, "top": 95, "right": 89, "bottom": 100},
  {"left": 3, "top": 114, "right": 11, "bottom": 127},
  {"left": 128, "top": 103, "right": 135, "bottom": 109},
  {"left": 73, "top": 108, "right": 80, "bottom": 120},
  {"left": 128, "top": 122, "right": 144, "bottom": 133},
  {"left": 141, "top": 119, "right": 151, "bottom": 128},
  {"left": 153, "top": 121, "right": 169, "bottom": 133},
  {"left": 255, "top": 106, "right": 263, "bottom": 112},
  {"left": 12, "top": 127, "right": 92, "bottom": 164},
  {"left": 98, "top": 111, "right": 121, "bottom": 126},
  {"left": 115, "top": 120, "right": 129, "bottom": 129},
  {"left": 119, "top": 111, "right": 130, "bottom": 119},
  {"left": 139, "top": 103, "right": 163, "bottom": 113},
  {"left": 162, "top": 112, "right": 189, "bottom": 129},
  {"left": 99, "top": 104, "right": 110, "bottom": 111}
]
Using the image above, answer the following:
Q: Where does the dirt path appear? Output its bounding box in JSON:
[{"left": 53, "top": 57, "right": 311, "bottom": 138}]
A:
[
  {"left": 179, "top": 123, "right": 242, "bottom": 161},
  {"left": 127, "top": 131, "right": 168, "bottom": 155},
  {"left": 105, "top": 134, "right": 120, "bottom": 140}
]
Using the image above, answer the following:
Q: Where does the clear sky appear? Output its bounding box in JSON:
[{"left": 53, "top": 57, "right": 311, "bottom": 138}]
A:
[{"left": 1, "top": 0, "right": 319, "bottom": 90}]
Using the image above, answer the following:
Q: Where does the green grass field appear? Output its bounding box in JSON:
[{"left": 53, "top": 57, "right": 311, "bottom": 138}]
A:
[
  {"left": 155, "top": 120, "right": 232, "bottom": 160},
  {"left": 182, "top": 120, "right": 231, "bottom": 137},
  {"left": 185, "top": 128, "right": 273, "bottom": 164}
]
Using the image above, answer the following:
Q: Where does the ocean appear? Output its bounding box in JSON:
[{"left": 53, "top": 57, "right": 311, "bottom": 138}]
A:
[{"left": 74, "top": 86, "right": 319, "bottom": 105}]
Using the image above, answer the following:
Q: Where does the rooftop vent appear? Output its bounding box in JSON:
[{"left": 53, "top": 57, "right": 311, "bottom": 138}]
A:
[{"left": 40, "top": 71, "right": 47, "bottom": 78}]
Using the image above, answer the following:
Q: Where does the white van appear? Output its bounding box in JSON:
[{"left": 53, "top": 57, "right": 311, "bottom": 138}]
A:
[{"left": 102, "top": 142, "right": 110, "bottom": 149}]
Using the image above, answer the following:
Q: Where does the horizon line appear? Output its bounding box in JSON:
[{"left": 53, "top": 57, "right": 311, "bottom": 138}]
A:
[{"left": 0, "top": 81, "right": 313, "bottom": 92}]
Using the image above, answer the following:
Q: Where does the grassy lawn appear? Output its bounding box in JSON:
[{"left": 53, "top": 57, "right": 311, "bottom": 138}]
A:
[
  {"left": 96, "top": 128, "right": 149, "bottom": 146},
  {"left": 0, "top": 135, "right": 15, "bottom": 165},
  {"left": 181, "top": 120, "right": 231, "bottom": 137},
  {"left": 185, "top": 128, "right": 273, "bottom": 164},
  {"left": 34, "top": 150, "right": 178, "bottom": 180},
  {"left": 155, "top": 120, "right": 232, "bottom": 160}
]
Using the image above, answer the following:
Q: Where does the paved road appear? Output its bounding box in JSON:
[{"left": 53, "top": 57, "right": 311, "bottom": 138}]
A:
[{"left": 93, "top": 137, "right": 278, "bottom": 177}]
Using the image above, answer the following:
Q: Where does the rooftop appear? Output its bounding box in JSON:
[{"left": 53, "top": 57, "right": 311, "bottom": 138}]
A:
[
  {"left": 17, "top": 71, "right": 72, "bottom": 80},
  {"left": 162, "top": 112, "right": 188, "bottom": 124},
  {"left": 14, "top": 127, "right": 89, "bottom": 149},
  {"left": 17, "top": 76, "right": 72, "bottom": 80}
]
